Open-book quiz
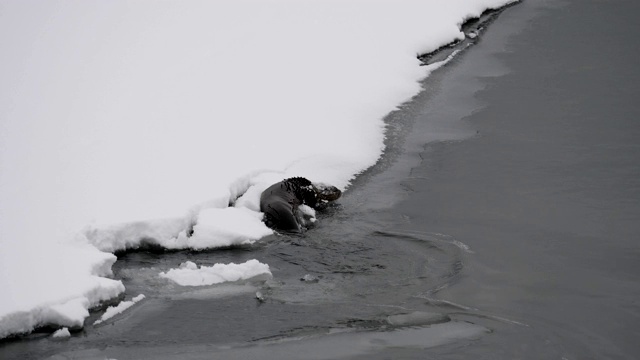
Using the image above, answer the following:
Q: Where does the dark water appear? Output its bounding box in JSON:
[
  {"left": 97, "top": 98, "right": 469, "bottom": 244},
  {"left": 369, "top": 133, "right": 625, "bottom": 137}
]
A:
[
  {"left": 398, "top": 0, "right": 640, "bottom": 358},
  {"left": 3, "top": 0, "right": 640, "bottom": 358}
]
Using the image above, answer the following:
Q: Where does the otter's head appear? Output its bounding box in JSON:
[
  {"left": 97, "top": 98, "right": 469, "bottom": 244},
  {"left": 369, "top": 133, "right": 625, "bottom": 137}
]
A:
[{"left": 312, "top": 183, "right": 342, "bottom": 202}]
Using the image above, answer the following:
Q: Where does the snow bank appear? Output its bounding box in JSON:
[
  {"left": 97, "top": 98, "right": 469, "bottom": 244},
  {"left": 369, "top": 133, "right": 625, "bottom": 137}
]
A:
[
  {"left": 0, "top": 0, "right": 516, "bottom": 339},
  {"left": 94, "top": 294, "right": 145, "bottom": 325},
  {"left": 160, "top": 260, "right": 272, "bottom": 286},
  {"left": 160, "top": 207, "right": 274, "bottom": 251},
  {"left": 0, "top": 242, "right": 124, "bottom": 338}
]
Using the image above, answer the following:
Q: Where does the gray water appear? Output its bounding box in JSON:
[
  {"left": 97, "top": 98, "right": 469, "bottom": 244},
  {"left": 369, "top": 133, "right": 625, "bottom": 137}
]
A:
[{"left": 2, "top": 0, "right": 640, "bottom": 359}]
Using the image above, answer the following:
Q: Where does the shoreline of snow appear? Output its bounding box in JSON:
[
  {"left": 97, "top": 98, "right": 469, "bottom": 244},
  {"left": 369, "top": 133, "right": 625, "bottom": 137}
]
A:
[
  {"left": 0, "top": 242, "right": 124, "bottom": 339},
  {"left": 0, "top": 0, "right": 518, "bottom": 340},
  {"left": 81, "top": 4, "right": 518, "bottom": 256}
]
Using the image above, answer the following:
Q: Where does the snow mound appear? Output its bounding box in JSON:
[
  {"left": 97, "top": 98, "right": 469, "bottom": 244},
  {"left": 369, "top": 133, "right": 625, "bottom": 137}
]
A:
[
  {"left": 160, "top": 260, "right": 272, "bottom": 286},
  {"left": 174, "top": 207, "right": 273, "bottom": 250},
  {"left": 83, "top": 175, "right": 279, "bottom": 253},
  {"left": 51, "top": 327, "right": 71, "bottom": 338}
]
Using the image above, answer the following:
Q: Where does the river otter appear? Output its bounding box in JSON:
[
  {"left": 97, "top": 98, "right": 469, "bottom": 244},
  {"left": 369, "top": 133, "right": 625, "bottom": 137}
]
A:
[{"left": 260, "top": 177, "right": 341, "bottom": 232}]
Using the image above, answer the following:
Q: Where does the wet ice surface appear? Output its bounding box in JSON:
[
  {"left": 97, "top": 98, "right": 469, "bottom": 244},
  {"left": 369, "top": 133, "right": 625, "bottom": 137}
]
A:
[{"left": 57, "top": 323, "right": 489, "bottom": 360}]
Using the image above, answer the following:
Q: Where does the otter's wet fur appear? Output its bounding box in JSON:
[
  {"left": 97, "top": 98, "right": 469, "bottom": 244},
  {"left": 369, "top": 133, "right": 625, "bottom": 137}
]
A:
[{"left": 260, "top": 177, "right": 341, "bottom": 232}]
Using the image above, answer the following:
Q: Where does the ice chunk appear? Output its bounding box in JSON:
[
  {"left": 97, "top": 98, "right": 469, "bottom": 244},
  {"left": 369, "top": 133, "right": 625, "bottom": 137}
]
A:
[
  {"left": 159, "top": 260, "right": 272, "bottom": 286},
  {"left": 51, "top": 327, "right": 71, "bottom": 338},
  {"left": 300, "top": 274, "right": 320, "bottom": 283},
  {"left": 94, "top": 294, "right": 146, "bottom": 325}
]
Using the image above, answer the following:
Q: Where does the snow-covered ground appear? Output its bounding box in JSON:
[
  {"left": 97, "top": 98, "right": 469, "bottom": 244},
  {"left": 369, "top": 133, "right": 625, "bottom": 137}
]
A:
[{"left": 0, "top": 0, "right": 515, "bottom": 339}]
